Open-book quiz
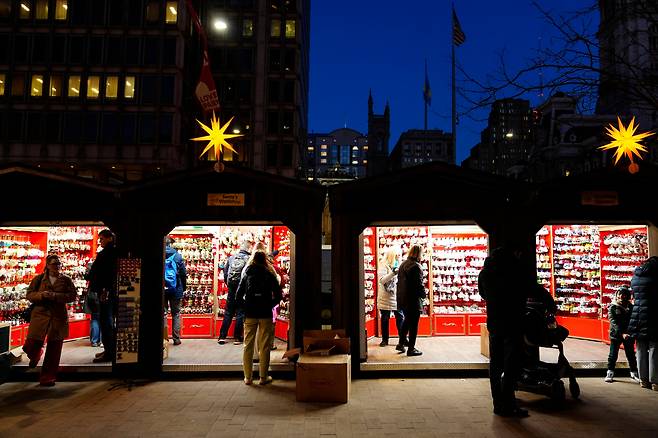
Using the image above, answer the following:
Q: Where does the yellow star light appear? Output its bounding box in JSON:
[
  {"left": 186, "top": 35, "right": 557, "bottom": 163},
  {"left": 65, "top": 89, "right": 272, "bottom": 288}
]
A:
[
  {"left": 191, "top": 112, "right": 243, "bottom": 160},
  {"left": 599, "top": 116, "right": 654, "bottom": 173}
]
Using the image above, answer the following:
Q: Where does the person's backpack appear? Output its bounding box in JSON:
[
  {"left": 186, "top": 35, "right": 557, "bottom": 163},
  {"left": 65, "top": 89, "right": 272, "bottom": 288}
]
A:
[
  {"left": 164, "top": 253, "right": 178, "bottom": 292},
  {"left": 226, "top": 255, "right": 248, "bottom": 289}
]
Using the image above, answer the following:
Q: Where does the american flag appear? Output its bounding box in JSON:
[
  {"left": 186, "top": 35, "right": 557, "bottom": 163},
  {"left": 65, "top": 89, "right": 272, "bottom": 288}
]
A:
[{"left": 453, "top": 8, "right": 466, "bottom": 46}]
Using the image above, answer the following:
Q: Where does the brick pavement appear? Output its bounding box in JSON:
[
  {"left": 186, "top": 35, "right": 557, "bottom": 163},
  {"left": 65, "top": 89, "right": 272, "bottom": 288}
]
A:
[{"left": 0, "top": 376, "right": 657, "bottom": 437}]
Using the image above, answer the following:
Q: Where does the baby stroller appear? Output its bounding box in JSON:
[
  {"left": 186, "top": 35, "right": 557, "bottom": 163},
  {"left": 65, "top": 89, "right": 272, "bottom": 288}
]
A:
[{"left": 516, "top": 294, "right": 580, "bottom": 401}]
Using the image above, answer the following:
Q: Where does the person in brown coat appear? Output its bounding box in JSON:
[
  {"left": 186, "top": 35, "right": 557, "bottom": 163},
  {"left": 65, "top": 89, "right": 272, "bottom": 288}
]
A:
[{"left": 22, "top": 254, "right": 77, "bottom": 386}]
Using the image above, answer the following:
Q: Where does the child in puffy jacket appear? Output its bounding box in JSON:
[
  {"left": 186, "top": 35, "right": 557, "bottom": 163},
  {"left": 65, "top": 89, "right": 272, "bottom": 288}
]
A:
[{"left": 605, "top": 287, "right": 640, "bottom": 383}]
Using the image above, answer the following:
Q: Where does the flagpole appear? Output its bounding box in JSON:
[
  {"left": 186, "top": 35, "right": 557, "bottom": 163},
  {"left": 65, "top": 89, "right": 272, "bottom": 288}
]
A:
[
  {"left": 424, "top": 61, "right": 428, "bottom": 131},
  {"left": 451, "top": 15, "right": 457, "bottom": 158}
]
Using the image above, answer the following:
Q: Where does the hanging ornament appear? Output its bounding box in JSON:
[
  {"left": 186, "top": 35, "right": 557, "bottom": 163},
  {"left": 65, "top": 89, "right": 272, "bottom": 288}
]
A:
[
  {"left": 191, "top": 112, "right": 243, "bottom": 161},
  {"left": 598, "top": 117, "right": 654, "bottom": 174}
]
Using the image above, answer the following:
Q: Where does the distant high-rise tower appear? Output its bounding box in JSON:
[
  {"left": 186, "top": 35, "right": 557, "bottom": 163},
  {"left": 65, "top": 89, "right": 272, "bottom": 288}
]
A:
[
  {"left": 597, "top": 0, "right": 658, "bottom": 128},
  {"left": 366, "top": 90, "right": 390, "bottom": 176}
]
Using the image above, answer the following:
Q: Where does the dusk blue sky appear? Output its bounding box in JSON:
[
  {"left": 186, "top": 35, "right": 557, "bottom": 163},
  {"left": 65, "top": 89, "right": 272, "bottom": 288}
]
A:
[{"left": 309, "top": 0, "right": 595, "bottom": 164}]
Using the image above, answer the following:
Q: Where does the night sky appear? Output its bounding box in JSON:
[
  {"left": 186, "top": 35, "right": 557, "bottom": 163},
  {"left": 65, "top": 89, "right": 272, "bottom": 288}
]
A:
[{"left": 309, "top": 0, "right": 595, "bottom": 164}]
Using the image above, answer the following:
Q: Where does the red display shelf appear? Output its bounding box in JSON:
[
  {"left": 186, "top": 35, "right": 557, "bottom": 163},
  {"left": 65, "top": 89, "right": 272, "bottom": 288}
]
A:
[
  {"left": 10, "top": 324, "right": 25, "bottom": 347},
  {"left": 181, "top": 315, "right": 214, "bottom": 338},
  {"left": 418, "top": 314, "right": 432, "bottom": 336},
  {"left": 433, "top": 315, "right": 466, "bottom": 335},
  {"left": 365, "top": 317, "right": 377, "bottom": 339},
  {"left": 362, "top": 227, "right": 378, "bottom": 325},
  {"left": 599, "top": 227, "right": 648, "bottom": 318},
  {"left": 467, "top": 314, "right": 487, "bottom": 335},
  {"left": 602, "top": 319, "right": 611, "bottom": 343},
  {"left": 67, "top": 317, "right": 91, "bottom": 340},
  {"left": 557, "top": 316, "right": 603, "bottom": 340},
  {"left": 213, "top": 317, "right": 237, "bottom": 339}
]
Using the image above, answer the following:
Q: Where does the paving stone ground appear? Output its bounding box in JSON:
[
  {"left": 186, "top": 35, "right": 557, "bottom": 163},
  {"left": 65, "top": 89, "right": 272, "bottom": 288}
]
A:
[{"left": 0, "top": 376, "right": 657, "bottom": 437}]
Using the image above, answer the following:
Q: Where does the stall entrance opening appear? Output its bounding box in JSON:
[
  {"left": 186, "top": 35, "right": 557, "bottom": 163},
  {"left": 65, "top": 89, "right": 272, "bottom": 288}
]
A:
[
  {"left": 162, "top": 224, "right": 294, "bottom": 372},
  {"left": 536, "top": 224, "right": 652, "bottom": 342},
  {"left": 1, "top": 224, "right": 112, "bottom": 372},
  {"left": 360, "top": 224, "right": 490, "bottom": 370}
]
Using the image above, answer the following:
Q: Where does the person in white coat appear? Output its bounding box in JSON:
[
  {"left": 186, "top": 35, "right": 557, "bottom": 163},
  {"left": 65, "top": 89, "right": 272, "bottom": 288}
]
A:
[{"left": 377, "top": 249, "right": 405, "bottom": 347}]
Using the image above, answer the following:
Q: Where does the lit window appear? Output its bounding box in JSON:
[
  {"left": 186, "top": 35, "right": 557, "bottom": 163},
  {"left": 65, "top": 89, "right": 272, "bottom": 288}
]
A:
[
  {"left": 285, "top": 20, "right": 296, "bottom": 38},
  {"left": 0, "top": 74, "right": 4, "bottom": 96},
  {"left": 320, "top": 158, "right": 327, "bottom": 164},
  {"left": 124, "top": 76, "right": 135, "bottom": 99},
  {"left": 49, "top": 75, "right": 61, "bottom": 97},
  {"left": 30, "top": 74, "right": 43, "bottom": 97},
  {"left": 20, "top": 1, "right": 31, "bottom": 19},
  {"left": 165, "top": 1, "right": 177, "bottom": 24},
  {"left": 363, "top": 146, "right": 368, "bottom": 151},
  {"left": 68, "top": 75, "right": 80, "bottom": 97},
  {"left": 105, "top": 76, "right": 118, "bottom": 99},
  {"left": 242, "top": 18, "right": 253, "bottom": 37},
  {"left": 270, "top": 19, "right": 280, "bottom": 37},
  {"left": 351, "top": 160, "right": 358, "bottom": 165},
  {"left": 363, "top": 160, "right": 368, "bottom": 164},
  {"left": 320, "top": 144, "right": 327, "bottom": 149},
  {"left": 55, "top": 0, "right": 67, "bottom": 20},
  {"left": 35, "top": 0, "right": 47, "bottom": 19},
  {"left": 87, "top": 76, "right": 100, "bottom": 98},
  {"left": 352, "top": 146, "right": 358, "bottom": 150},
  {"left": 320, "top": 151, "right": 327, "bottom": 157},
  {"left": 307, "top": 146, "right": 314, "bottom": 151}
]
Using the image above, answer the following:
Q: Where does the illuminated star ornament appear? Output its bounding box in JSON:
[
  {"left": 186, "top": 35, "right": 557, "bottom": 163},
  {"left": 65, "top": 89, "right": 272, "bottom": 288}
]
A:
[
  {"left": 192, "top": 112, "right": 243, "bottom": 160},
  {"left": 599, "top": 117, "right": 654, "bottom": 174}
]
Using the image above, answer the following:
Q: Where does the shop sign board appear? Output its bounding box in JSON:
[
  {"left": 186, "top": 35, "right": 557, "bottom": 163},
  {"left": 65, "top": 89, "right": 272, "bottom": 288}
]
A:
[
  {"left": 581, "top": 191, "right": 619, "bottom": 206},
  {"left": 207, "top": 193, "right": 245, "bottom": 207}
]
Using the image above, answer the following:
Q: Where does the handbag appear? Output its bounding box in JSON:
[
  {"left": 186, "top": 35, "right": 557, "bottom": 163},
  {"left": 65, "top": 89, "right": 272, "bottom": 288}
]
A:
[
  {"left": 21, "top": 273, "right": 44, "bottom": 323},
  {"left": 83, "top": 290, "right": 99, "bottom": 314},
  {"left": 20, "top": 303, "right": 36, "bottom": 323}
]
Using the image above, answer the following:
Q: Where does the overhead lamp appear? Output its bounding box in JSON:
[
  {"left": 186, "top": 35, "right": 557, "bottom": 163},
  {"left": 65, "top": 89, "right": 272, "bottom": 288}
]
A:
[
  {"left": 169, "top": 6, "right": 177, "bottom": 15},
  {"left": 213, "top": 19, "right": 228, "bottom": 31}
]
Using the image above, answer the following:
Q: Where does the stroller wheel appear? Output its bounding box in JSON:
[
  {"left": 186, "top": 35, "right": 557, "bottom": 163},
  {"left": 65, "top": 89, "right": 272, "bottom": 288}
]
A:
[
  {"left": 569, "top": 379, "right": 580, "bottom": 399},
  {"left": 550, "top": 380, "right": 566, "bottom": 401}
]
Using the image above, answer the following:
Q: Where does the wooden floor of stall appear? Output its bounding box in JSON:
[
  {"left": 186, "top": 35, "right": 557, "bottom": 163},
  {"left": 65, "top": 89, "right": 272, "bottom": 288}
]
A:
[
  {"left": 11, "top": 336, "right": 621, "bottom": 374},
  {"left": 362, "top": 336, "right": 622, "bottom": 371}
]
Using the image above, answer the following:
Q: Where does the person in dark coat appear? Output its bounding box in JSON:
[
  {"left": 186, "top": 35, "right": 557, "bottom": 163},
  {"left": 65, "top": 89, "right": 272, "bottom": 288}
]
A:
[
  {"left": 395, "top": 244, "right": 425, "bottom": 357},
  {"left": 22, "top": 254, "right": 77, "bottom": 386},
  {"left": 236, "top": 250, "right": 282, "bottom": 385},
  {"left": 605, "top": 286, "right": 640, "bottom": 383},
  {"left": 218, "top": 238, "right": 254, "bottom": 345},
  {"left": 628, "top": 256, "right": 658, "bottom": 390},
  {"left": 164, "top": 237, "right": 187, "bottom": 346},
  {"left": 478, "top": 246, "right": 531, "bottom": 417},
  {"left": 85, "top": 229, "right": 118, "bottom": 363}
]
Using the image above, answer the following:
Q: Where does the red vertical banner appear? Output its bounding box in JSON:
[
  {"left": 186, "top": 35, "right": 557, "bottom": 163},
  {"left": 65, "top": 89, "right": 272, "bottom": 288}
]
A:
[{"left": 185, "top": 0, "right": 220, "bottom": 114}]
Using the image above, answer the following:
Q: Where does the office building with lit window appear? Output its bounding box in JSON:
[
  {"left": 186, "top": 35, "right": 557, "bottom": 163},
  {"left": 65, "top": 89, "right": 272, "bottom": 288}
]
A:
[
  {"left": 0, "top": 0, "right": 194, "bottom": 181},
  {"left": 389, "top": 129, "right": 455, "bottom": 170},
  {"left": 196, "top": 0, "right": 310, "bottom": 178},
  {"left": 462, "top": 98, "right": 534, "bottom": 177},
  {"left": 0, "top": 0, "right": 310, "bottom": 181},
  {"left": 305, "top": 128, "right": 368, "bottom": 182}
]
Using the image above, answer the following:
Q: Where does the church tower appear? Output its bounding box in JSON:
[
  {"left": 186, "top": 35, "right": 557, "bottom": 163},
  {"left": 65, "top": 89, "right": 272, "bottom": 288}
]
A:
[{"left": 367, "top": 90, "right": 391, "bottom": 176}]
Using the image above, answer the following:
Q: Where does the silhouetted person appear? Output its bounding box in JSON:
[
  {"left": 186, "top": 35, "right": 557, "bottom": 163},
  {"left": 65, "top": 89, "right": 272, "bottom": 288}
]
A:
[
  {"left": 479, "top": 246, "right": 530, "bottom": 417},
  {"left": 396, "top": 244, "right": 424, "bottom": 357},
  {"left": 218, "top": 238, "right": 254, "bottom": 345},
  {"left": 628, "top": 256, "right": 658, "bottom": 390},
  {"left": 86, "top": 229, "right": 118, "bottom": 363},
  {"left": 164, "top": 236, "right": 187, "bottom": 346}
]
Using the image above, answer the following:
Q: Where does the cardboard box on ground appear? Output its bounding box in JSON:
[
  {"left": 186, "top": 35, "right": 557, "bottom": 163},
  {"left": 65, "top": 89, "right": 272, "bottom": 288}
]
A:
[{"left": 294, "top": 329, "right": 351, "bottom": 403}]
